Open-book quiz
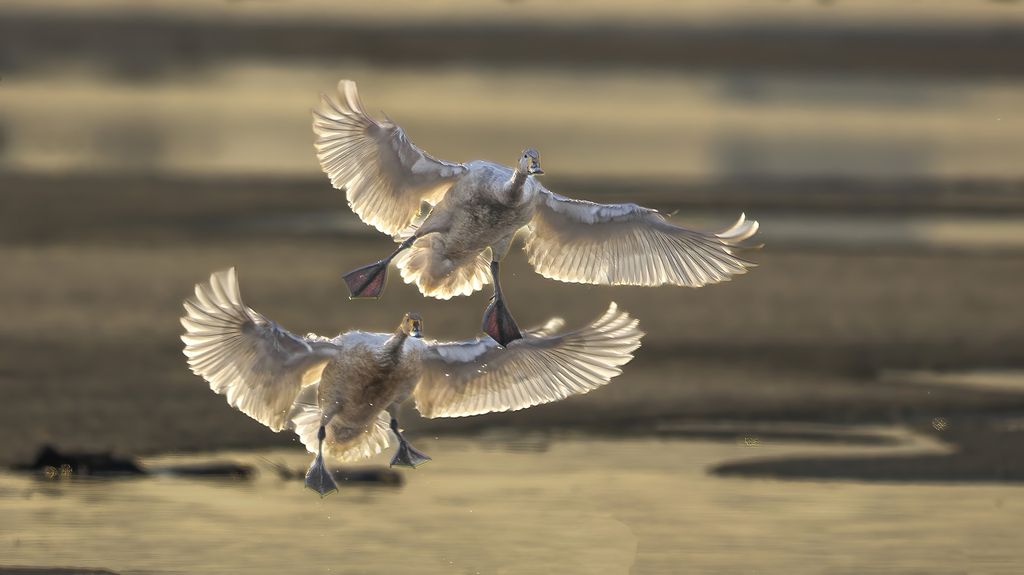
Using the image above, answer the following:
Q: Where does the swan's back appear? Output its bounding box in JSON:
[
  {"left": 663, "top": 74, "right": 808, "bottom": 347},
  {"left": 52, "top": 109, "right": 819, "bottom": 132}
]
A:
[{"left": 464, "top": 159, "right": 513, "bottom": 179}]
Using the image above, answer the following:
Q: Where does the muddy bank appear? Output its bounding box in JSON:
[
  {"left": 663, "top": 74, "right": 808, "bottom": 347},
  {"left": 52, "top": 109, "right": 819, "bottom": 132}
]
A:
[{"left": 712, "top": 415, "right": 1024, "bottom": 483}]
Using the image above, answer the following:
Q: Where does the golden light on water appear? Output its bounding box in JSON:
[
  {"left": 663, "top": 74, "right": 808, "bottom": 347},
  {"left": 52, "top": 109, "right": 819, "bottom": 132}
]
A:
[{"left": 2, "top": 1, "right": 1023, "bottom": 573}]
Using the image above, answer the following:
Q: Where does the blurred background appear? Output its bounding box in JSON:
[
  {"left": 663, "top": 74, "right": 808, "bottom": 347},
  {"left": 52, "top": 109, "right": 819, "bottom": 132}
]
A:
[{"left": 1, "top": 1, "right": 1023, "bottom": 573}]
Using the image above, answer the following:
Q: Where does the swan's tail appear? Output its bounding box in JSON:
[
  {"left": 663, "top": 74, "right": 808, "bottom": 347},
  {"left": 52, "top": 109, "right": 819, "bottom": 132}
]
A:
[
  {"left": 289, "top": 384, "right": 394, "bottom": 463},
  {"left": 304, "top": 450, "right": 337, "bottom": 497},
  {"left": 394, "top": 236, "right": 490, "bottom": 300}
]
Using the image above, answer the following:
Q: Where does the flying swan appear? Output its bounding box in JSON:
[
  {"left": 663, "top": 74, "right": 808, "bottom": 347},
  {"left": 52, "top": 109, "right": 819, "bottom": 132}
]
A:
[
  {"left": 313, "top": 80, "right": 760, "bottom": 346},
  {"left": 180, "top": 268, "right": 644, "bottom": 495}
]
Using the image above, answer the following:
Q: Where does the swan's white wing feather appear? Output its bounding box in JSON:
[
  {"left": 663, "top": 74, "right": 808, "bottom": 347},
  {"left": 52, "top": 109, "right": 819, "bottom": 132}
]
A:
[
  {"left": 180, "top": 268, "right": 339, "bottom": 432},
  {"left": 414, "top": 304, "right": 643, "bottom": 418},
  {"left": 526, "top": 189, "right": 759, "bottom": 287},
  {"left": 313, "top": 80, "right": 468, "bottom": 236}
]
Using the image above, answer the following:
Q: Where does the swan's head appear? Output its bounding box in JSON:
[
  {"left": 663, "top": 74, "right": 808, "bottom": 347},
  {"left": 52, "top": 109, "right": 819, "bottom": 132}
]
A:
[
  {"left": 517, "top": 148, "right": 544, "bottom": 176},
  {"left": 401, "top": 312, "right": 423, "bottom": 339}
]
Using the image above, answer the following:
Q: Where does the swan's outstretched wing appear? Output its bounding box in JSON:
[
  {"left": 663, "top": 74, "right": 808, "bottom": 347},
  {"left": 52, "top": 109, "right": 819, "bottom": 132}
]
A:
[
  {"left": 313, "top": 80, "right": 468, "bottom": 236},
  {"left": 413, "top": 304, "right": 643, "bottom": 418},
  {"left": 525, "top": 189, "right": 759, "bottom": 287},
  {"left": 180, "top": 269, "right": 340, "bottom": 432}
]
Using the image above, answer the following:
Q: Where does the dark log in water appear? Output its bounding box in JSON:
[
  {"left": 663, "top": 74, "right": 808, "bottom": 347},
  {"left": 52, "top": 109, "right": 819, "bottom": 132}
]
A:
[
  {"left": 13, "top": 445, "right": 145, "bottom": 477},
  {"left": 12, "top": 445, "right": 253, "bottom": 480}
]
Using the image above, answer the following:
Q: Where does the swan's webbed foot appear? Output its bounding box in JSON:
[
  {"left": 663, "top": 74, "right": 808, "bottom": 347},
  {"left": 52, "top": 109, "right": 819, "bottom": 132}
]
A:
[
  {"left": 482, "top": 294, "right": 522, "bottom": 347},
  {"left": 343, "top": 237, "right": 415, "bottom": 299},
  {"left": 305, "top": 426, "right": 337, "bottom": 497},
  {"left": 389, "top": 415, "right": 431, "bottom": 468},
  {"left": 482, "top": 260, "right": 522, "bottom": 347},
  {"left": 390, "top": 440, "right": 432, "bottom": 468},
  {"left": 304, "top": 452, "right": 337, "bottom": 497},
  {"left": 343, "top": 259, "right": 390, "bottom": 299}
]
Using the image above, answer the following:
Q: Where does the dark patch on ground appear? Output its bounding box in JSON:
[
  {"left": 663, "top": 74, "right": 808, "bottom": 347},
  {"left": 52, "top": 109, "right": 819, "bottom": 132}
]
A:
[
  {"left": 0, "top": 564, "right": 120, "bottom": 568},
  {"left": 11, "top": 445, "right": 253, "bottom": 480},
  {"left": 1, "top": 13, "right": 1022, "bottom": 77},
  {"left": 712, "top": 415, "right": 1024, "bottom": 483}
]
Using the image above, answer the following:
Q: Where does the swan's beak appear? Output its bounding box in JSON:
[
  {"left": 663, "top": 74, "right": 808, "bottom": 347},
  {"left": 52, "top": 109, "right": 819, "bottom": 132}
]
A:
[
  {"left": 410, "top": 322, "right": 423, "bottom": 338},
  {"left": 529, "top": 162, "right": 544, "bottom": 176}
]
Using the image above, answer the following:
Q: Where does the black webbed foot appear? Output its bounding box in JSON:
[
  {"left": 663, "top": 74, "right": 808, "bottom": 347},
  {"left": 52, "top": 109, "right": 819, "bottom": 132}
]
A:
[
  {"left": 343, "top": 259, "right": 390, "bottom": 299},
  {"left": 482, "top": 259, "right": 522, "bottom": 347},
  {"left": 304, "top": 453, "right": 338, "bottom": 497},
  {"left": 482, "top": 295, "right": 522, "bottom": 347},
  {"left": 388, "top": 415, "right": 431, "bottom": 468},
  {"left": 390, "top": 441, "right": 432, "bottom": 468},
  {"left": 343, "top": 237, "right": 416, "bottom": 299}
]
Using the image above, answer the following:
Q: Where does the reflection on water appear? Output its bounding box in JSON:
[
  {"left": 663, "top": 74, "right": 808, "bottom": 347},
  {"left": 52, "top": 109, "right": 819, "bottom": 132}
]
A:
[{"left": 3, "top": 433, "right": 1022, "bottom": 574}]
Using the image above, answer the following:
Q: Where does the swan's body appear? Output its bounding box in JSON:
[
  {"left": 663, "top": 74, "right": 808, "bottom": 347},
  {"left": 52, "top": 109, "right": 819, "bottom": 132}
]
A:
[
  {"left": 421, "top": 161, "right": 537, "bottom": 250},
  {"left": 292, "top": 330, "right": 423, "bottom": 463},
  {"left": 181, "top": 269, "right": 644, "bottom": 495},
  {"left": 315, "top": 80, "right": 760, "bottom": 345},
  {"left": 397, "top": 160, "right": 540, "bottom": 298}
]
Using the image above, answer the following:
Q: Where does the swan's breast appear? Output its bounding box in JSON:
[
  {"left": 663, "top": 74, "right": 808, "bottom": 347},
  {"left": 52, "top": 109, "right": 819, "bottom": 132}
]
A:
[{"left": 320, "top": 335, "right": 423, "bottom": 422}]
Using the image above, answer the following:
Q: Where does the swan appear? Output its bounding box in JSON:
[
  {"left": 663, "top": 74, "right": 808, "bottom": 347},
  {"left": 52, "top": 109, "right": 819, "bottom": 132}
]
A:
[
  {"left": 180, "top": 268, "right": 644, "bottom": 496},
  {"left": 313, "top": 80, "right": 760, "bottom": 347}
]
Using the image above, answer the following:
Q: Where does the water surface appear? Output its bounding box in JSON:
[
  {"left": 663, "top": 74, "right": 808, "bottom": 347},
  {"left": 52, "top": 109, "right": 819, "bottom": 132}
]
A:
[{"left": 3, "top": 433, "right": 1022, "bottom": 574}]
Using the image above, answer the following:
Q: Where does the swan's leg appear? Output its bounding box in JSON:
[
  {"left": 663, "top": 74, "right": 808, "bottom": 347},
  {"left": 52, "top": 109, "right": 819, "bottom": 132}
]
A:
[
  {"left": 342, "top": 236, "right": 416, "bottom": 299},
  {"left": 304, "top": 425, "right": 338, "bottom": 497},
  {"left": 481, "top": 257, "right": 522, "bottom": 347},
  {"left": 388, "top": 409, "right": 431, "bottom": 468}
]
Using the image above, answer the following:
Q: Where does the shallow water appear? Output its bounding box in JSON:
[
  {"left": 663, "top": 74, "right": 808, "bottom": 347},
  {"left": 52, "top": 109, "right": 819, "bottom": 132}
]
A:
[{"left": 3, "top": 432, "right": 1022, "bottom": 574}]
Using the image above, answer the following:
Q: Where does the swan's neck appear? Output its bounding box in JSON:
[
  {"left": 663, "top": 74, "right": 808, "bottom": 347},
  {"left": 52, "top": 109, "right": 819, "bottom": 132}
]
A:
[
  {"left": 507, "top": 170, "right": 528, "bottom": 201},
  {"left": 379, "top": 330, "right": 408, "bottom": 368}
]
